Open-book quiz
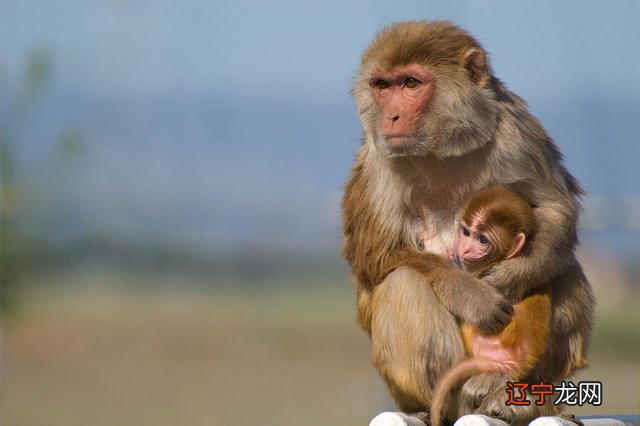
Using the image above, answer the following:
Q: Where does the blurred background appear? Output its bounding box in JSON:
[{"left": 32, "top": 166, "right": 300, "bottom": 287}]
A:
[{"left": 1, "top": 1, "right": 638, "bottom": 425}]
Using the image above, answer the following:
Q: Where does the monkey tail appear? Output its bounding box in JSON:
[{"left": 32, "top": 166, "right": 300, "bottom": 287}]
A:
[{"left": 430, "top": 359, "right": 515, "bottom": 426}]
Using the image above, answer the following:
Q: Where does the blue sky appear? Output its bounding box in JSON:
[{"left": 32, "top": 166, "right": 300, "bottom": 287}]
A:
[
  {"left": 1, "top": 0, "right": 639, "bottom": 250},
  {"left": 4, "top": 1, "right": 639, "bottom": 100}
]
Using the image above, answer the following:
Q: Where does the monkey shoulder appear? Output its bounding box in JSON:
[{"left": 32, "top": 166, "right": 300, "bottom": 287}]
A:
[
  {"left": 490, "top": 105, "right": 582, "bottom": 198},
  {"left": 487, "top": 139, "right": 580, "bottom": 209}
]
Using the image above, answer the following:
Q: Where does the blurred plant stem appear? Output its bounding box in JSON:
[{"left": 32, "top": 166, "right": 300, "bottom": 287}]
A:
[{"left": 1, "top": 46, "right": 53, "bottom": 313}]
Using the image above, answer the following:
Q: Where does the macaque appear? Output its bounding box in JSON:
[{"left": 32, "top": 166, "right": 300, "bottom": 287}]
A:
[
  {"left": 342, "top": 20, "right": 594, "bottom": 425},
  {"left": 430, "top": 186, "right": 552, "bottom": 426}
]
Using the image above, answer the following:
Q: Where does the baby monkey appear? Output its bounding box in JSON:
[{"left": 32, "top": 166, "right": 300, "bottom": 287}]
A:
[{"left": 431, "top": 186, "right": 552, "bottom": 426}]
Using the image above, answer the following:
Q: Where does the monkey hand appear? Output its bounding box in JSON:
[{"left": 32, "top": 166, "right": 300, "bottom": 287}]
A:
[
  {"left": 445, "top": 269, "right": 514, "bottom": 334},
  {"left": 466, "top": 286, "right": 513, "bottom": 334},
  {"left": 481, "top": 257, "right": 544, "bottom": 302},
  {"left": 395, "top": 251, "right": 513, "bottom": 333}
]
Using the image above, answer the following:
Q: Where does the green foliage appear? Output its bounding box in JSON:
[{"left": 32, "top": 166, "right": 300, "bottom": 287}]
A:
[
  {"left": 58, "top": 130, "right": 86, "bottom": 157},
  {"left": 1, "top": 126, "right": 21, "bottom": 312},
  {"left": 1, "top": 46, "right": 53, "bottom": 314},
  {"left": 23, "top": 46, "right": 51, "bottom": 94},
  {"left": 591, "top": 301, "right": 640, "bottom": 362}
]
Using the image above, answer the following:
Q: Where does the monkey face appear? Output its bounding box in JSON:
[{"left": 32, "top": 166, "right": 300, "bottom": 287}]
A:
[
  {"left": 354, "top": 22, "right": 501, "bottom": 160},
  {"left": 456, "top": 223, "right": 494, "bottom": 267},
  {"left": 368, "top": 65, "right": 436, "bottom": 155}
]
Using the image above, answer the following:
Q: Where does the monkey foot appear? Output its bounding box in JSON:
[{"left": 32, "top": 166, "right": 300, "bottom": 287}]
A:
[
  {"left": 453, "top": 414, "right": 509, "bottom": 426},
  {"left": 369, "top": 411, "right": 429, "bottom": 426}
]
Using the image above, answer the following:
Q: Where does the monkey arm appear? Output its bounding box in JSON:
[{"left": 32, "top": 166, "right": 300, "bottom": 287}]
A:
[
  {"left": 391, "top": 250, "right": 514, "bottom": 334},
  {"left": 343, "top": 156, "right": 513, "bottom": 334},
  {"left": 481, "top": 102, "right": 584, "bottom": 300},
  {"left": 346, "top": 239, "right": 514, "bottom": 333},
  {"left": 483, "top": 189, "right": 580, "bottom": 301}
]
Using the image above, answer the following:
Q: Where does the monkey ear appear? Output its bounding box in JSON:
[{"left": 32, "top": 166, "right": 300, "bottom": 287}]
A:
[
  {"left": 462, "top": 48, "right": 490, "bottom": 87},
  {"left": 506, "top": 232, "right": 526, "bottom": 259}
]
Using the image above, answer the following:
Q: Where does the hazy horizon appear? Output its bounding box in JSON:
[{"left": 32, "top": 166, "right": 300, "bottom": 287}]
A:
[{"left": 2, "top": 0, "right": 639, "bottom": 256}]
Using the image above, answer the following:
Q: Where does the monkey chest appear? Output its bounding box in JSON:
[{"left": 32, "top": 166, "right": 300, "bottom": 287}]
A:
[
  {"left": 412, "top": 213, "right": 457, "bottom": 258},
  {"left": 406, "top": 181, "right": 483, "bottom": 258}
]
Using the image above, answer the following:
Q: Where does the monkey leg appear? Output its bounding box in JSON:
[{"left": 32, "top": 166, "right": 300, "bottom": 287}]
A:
[
  {"left": 530, "top": 261, "right": 594, "bottom": 381},
  {"left": 459, "top": 259, "right": 593, "bottom": 424},
  {"left": 370, "top": 267, "right": 466, "bottom": 414},
  {"left": 458, "top": 373, "right": 561, "bottom": 424},
  {"left": 465, "top": 264, "right": 592, "bottom": 424},
  {"left": 473, "top": 381, "right": 561, "bottom": 426},
  {"left": 458, "top": 373, "right": 508, "bottom": 416}
]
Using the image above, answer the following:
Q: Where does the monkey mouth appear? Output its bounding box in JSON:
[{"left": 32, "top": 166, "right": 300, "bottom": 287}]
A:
[
  {"left": 381, "top": 132, "right": 432, "bottom": 158},
  {"left": 385, "top": 133, "right": 415, "bottom": 147}
]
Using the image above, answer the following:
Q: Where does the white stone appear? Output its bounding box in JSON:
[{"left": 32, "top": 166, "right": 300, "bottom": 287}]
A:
[
  {"left": 369, "top": 411, "right": 427, "bottom": 426},
  {"left": 453, "top": 414, "right": 509, "bottom": 426},
  {"left": 529, "top": 416, "right": 578, "bottom": 426}
]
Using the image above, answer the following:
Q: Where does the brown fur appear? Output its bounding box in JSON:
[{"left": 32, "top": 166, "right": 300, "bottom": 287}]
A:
[
  {"left": 342, "top": 20, "right": 594, "bottom": 425},
  {"left": 461, "top": 187, "right": 535, "bottom": 259},
  {"left": 431, "top": 188, "right": 550, "bottom": 426},
  {"left": 458, "top": 186, "right": 535, "bottom": 275}
]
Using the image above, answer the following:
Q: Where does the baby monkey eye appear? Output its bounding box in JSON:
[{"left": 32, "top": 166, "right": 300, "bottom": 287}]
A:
[
  {"left": 462, "top": 227, "right": 470, "bottom": 237},
  {"left": 404, "top": 77, "right": 421, "bottom": 89},
  {"left": 373, "top": 79, "right": 390, "bottom": 89},
  {"left": 478, "top": 234, "right": 489, "bottom": 245}
]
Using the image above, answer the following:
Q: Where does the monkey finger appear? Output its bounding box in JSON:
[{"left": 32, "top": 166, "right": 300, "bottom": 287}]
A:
[
  {"left": 476, "top": 302, "right": 513, "bottom": 334},
  {"left": 498, "top": 299, "right": 514, "bottom": 318},
  {"left": 477, "top": 292, "right": 513, "bottom": 333}
]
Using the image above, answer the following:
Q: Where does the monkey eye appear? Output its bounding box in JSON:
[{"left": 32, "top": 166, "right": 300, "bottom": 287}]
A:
[
  {"left": 462, "top": 227, "right": 470, "bottom": 237},
  {"left": 404, "top": 77, "right": 421, "bottom": 89},
  {"left": 478, "top": 235, "right": 489, "bottom": 245},
  {"left": 373, "top": 79, "right": 390, "bottom": 89}
]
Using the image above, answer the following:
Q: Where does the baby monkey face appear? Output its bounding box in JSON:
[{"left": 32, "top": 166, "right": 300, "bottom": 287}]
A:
[{"left": 456, "top": 223, "right": 494, "bottom": 264}]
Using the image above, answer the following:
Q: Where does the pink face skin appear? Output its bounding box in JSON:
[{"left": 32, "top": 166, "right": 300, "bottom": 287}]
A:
[
  {"left": 369, "top": 65, "right": 436, "bottom": 147},
  {"left": 455, "top": 222, "right": 526, "bottom": 267},
  {"left": 456, "top": 223, "right": 493, "bottom": 265}
]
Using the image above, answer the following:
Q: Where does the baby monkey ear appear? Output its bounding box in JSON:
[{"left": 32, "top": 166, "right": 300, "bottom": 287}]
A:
[
  {"left": 505, "top": 232, "right": 526, "bottom": 259},
  {"left": 462, "top": 48, "right": 490, "bottom": 87}
]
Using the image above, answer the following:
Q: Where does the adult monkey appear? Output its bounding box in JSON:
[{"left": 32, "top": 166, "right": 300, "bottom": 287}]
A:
[{"left": 342, "top": 21, "right": 594, "bottom": 425}]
